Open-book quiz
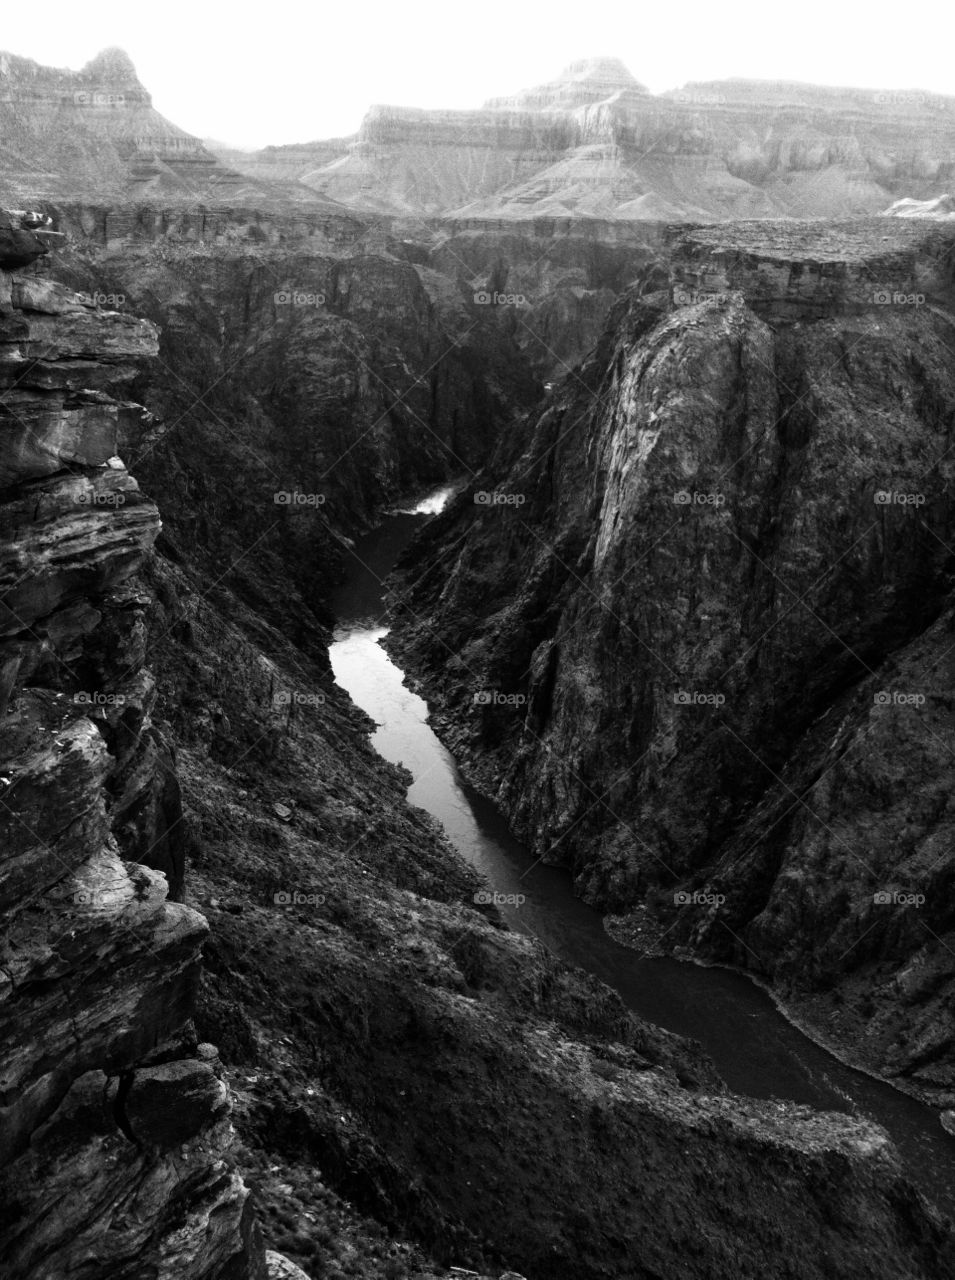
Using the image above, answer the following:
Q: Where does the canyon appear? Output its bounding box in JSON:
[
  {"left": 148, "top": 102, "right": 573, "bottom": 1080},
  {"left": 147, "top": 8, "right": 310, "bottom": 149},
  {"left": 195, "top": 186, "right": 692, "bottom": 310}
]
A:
[{"left": 3, "top": 41, "right": 955, "bottom": 1280}]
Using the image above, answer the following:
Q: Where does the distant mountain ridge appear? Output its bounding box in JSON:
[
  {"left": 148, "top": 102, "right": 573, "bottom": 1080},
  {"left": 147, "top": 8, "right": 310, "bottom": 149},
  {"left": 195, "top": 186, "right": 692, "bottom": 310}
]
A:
[
  {"left": 225, "top": 58, "right": 955, "bottom": 221},
  {"left": 5, "top": 48, "right": 954, "bottom": 221},
  {"left": 0, "top": 46, "right": 329, "bottom": 205}
]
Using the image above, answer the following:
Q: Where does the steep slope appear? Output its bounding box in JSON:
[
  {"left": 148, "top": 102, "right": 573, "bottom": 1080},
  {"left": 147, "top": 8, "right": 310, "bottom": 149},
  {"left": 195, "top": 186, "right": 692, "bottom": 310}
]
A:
[
  {"left": 0, "top": 215, "right": 266, "bottom": 1279},
  {"left": 387, "top": 216, "right": 955, "bottom": 1104},
  {"left": 224, "top": 60, "right": 955, "bottom": 221}
]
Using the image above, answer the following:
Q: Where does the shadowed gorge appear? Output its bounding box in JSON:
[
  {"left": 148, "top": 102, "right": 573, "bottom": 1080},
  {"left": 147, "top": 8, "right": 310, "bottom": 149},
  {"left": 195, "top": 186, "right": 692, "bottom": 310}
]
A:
[{"left": 4, "top": 37, "right": 955, "bottom": 1280}]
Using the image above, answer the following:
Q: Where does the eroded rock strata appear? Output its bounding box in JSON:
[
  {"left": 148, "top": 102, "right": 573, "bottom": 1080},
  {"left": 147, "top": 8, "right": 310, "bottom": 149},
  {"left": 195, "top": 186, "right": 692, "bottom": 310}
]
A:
[
  {"left": 0, "top": 48, "right": 320, "bottom": 207},
  {"left": 0, "top": 217, "right": 265, "bottom": 1277},
  {"left": 227, "top": 59, "right": 955, "bottom": 221},
  {"left": 388, "top": 217, "right": 955, "bottom": 1106}
]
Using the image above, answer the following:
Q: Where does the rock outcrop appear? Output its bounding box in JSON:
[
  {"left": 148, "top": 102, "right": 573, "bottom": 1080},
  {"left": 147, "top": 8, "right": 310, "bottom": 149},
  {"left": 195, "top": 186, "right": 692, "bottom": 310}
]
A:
[
  {"left": 0, "top": 217, "right": 265, "bottom": 1278},
  {"left": 388, "top": 216, "right": 955, "bottom": 1104},
  {"left": 223, "top": 60, "right": 955, "bottom": 221},
  {"left": 885, "top": 194, "right": 955, "bottom": 219}
]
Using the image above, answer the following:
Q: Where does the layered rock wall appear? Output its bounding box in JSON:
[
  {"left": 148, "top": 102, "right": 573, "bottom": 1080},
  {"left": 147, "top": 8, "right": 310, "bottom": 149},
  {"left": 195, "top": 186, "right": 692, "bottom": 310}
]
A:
[
  {"left": 0, "top": 217, "right": 264, "bottom": 1279},
  {"left": 228, "top": 61, "right": 955, "bottom": 220},
  {"left": 0, "top": 48, "right": 298, "bottom": 205}
]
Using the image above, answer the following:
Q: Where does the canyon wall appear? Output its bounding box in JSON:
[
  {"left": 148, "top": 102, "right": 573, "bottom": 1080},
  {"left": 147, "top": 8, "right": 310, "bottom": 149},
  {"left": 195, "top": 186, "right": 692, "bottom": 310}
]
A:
[
  {"left": 0, "top": 216, "right": 265, "bottom": 1278},
  {"left": 388, "top": 216, "right": 955, "bottom": 1104},
  {"left": 28, "top": 202, "right": 658, "bottom": 632}
]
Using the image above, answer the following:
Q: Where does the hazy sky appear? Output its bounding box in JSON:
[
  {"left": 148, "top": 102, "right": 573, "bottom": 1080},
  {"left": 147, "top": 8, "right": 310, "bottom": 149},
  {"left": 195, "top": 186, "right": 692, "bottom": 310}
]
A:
[{"left": 2, "top": 0, "right": 952, "bottom": 148}]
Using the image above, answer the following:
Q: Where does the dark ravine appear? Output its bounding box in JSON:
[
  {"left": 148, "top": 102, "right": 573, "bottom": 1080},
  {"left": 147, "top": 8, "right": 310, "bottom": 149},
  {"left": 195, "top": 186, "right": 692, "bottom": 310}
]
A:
[
  {"left": 387, "top": 215, "right": 955, "bottom": 1114},
  {"left": 332, "top": 491, "right": 955, "bottom": 1219}
]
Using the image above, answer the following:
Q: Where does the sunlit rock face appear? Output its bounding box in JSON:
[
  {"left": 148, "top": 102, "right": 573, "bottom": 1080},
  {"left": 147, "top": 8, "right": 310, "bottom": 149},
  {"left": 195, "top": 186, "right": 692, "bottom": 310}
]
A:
[
  {"left": 0, "top": 217, "right": 266, "bottom": 1280},
  {"left": 884, "top": 194, "right": 955, "bottom": 219}
]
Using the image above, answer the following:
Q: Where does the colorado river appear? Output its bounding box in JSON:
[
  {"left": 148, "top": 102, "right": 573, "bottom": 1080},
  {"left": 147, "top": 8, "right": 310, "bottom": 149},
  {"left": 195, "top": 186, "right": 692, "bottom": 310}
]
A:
[{"left": 329, "top": 485, "right": 955, "bottom": 1218}]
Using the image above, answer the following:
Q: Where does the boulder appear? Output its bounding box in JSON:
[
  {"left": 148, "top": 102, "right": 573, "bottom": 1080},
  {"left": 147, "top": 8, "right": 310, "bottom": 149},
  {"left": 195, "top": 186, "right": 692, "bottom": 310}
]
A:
[{"left": 124, "top": 1058, "right": 229, "bottom": 1150}]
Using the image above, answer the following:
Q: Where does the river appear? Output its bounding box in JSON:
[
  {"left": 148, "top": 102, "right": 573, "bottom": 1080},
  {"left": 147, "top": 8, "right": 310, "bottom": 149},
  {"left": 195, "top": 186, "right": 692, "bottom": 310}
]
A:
[{"left": 329, "top": 485, "right": 955, "bottom": 1218}]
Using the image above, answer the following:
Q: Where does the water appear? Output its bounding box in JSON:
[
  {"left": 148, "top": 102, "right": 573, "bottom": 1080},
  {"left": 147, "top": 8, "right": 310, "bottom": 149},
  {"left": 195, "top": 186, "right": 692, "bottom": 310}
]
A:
[{"left": 329, "top": 487, "right": 955, "bottom": 1218}]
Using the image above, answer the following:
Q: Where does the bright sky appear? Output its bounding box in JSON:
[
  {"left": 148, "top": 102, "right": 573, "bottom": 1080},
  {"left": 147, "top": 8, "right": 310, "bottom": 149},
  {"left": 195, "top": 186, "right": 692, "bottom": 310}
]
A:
[{"left": 2, "top": 0, "right": 952, "bottom": 149}]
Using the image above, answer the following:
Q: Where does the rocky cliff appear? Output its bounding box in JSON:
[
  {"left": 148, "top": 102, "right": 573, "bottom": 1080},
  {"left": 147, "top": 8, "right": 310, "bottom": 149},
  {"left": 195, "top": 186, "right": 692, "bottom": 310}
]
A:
[
  {"left": 388, "top": 216, "right": 955, "bottom": 1106},
  {"left": 224, "top": 59, "right": 955, "bottom": 221},
  {"left": 0, "top": 214, "right": 266, "bottom": 1278}
]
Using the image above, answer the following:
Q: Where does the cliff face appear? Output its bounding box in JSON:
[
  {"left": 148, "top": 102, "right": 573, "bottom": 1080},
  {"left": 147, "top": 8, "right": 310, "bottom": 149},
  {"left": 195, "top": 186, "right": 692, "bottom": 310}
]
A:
[
  {"left": 388, "top": 217, "right": 955, "bottom": 1103},
  {"left": 225, "top": 60, "right": 955, "bottom": 221},
  {"left": 0, "top": 216, "right": 265, "bottom": 1279}
]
